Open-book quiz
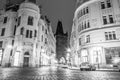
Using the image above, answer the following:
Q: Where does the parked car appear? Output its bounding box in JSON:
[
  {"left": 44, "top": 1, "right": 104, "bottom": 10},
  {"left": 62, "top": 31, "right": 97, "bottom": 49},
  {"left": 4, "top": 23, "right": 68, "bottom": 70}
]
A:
[{"left": 80, "top": 62, "right": 96, "bottom": 71}]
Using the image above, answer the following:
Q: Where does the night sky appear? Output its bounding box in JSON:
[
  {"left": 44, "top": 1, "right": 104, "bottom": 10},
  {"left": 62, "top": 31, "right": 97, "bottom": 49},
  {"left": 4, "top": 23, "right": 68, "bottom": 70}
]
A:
[
  {"left": 0, "top": 0, "right": 76, "bottom": 34},
  {"left": 37, "top": 0, "right": 76, "bottom": 34}
]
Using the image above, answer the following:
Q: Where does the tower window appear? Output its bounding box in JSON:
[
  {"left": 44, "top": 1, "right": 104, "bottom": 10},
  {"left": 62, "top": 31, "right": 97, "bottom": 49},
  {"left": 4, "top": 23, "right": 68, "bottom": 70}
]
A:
[
  {"left": 101, "top": 2, "right": 105, "bottom": 9},
  {"left": 1, "top": 28, "right": 5, "bottom": 36},
  {"left": 3, "top": 17, "right": 7, "bottom": 24},
  {"left": 103, "top": 16, "right": 107, "bottom": 25},
  {"left": 28, "top": 16, "right": 34, "bottom": 26}
]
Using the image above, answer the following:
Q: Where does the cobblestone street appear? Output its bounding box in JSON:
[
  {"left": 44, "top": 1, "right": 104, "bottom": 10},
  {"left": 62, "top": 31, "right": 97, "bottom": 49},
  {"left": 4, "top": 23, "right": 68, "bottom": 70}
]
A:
[{"left": 0, "top": 67, "right": 120, "bottom": 80}]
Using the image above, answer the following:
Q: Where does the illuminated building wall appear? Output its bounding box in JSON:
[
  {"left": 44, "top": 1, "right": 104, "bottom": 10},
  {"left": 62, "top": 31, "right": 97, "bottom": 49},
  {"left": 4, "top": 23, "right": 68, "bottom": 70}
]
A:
[
  {"left": 71, "top": 0, "right": 120, "bottom": 67},
  {"left": 0, "top": 1, "right": 56, "bottom": 67}
]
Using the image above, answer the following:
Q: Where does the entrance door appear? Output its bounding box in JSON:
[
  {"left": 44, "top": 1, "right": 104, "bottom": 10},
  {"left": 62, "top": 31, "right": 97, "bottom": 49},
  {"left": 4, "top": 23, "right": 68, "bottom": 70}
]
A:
[{"left": 23, "top": 57, "right": 29, "bottom": 67}]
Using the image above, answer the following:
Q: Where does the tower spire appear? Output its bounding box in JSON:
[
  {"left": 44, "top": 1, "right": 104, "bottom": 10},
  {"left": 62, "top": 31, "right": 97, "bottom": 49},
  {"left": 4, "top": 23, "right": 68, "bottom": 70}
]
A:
[{"left": 55, "top": 20, "right": 64, "bottom": 35}]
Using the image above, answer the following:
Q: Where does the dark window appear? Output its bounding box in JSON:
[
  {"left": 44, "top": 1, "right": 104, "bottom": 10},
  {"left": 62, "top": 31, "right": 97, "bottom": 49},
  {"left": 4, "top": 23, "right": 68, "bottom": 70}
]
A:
[
  {"left": 13, "top": 25, "right": 16, "bottom": 35},
  {"left": 79, "top": 38, "right": 81, "bottom": 45},
  {"left": 1, "top": 28, "right": 5, "bottom": 36},
  {"left": 30, "top": 30, "right": 32, "bottom": 38},
  {"left": 28, "top": 16, "right": 34, "bottom": 25},
  {"left": 86, "top": 7, "right": 89, "bottom": 13},
  {"left": 26, "top": 30, "right": 29, "bottom": 38},
  {"left": 109, "top": 15, "right": 114, "bottom": 23},
  {"left": 103, "top": 16, "right": 107, "bottom": 24},
  {"left": 18, "top": 16, "right": 21, "bottom": 26},
  {"left": 45, "top": 29, "right": 47, "bottom": 34},
  {"left": 107, "top": 0, "right": 112, "bottom": 8},
  {"left": 105, "top": 31, "right": 116, "bottom": 40},
  {"left": 45, "top": 38, "right": 47, "bottom": 44},
  {"left": 105, "top": 32, "right": 109, "bottom": 40},
  {"left": 82, "top": 23, "right": 83, "bottom": 30},
  {"left": 41, "top": 35, "right": 43, "bottom": 42},
  {"left": 12, "top": 40, "right": 14, "bottom": 45},
  {"left": 10, "top": 50, "right": 13, "bottom": 56},
  {"left": 84, "top": 22, "right": 86, "bottom": 29},
  {"left": 0, "top": 41, "right": 3, "bottom": 47},
  {"left": 3, "top": 17, "right": 7, "bottom": 23},
  {"left": 34, "top": 30, "right": 37, "bottom": 37},
  {"left": 87, "top": 21, "right": 90, "bottom": 28},
  {"left": 42, "top": 26, "right": 44, "bottom": 31},
  {"left": 101, "top": 2, "right": 105, "bottom": 9},
  {"left": 20, "top": 27, "right": 24, "bottom": 35}
]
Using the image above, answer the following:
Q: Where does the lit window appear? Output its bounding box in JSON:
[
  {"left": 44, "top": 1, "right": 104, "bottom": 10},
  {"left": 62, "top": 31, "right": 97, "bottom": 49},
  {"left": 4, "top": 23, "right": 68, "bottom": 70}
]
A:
[
  {"left": 28, "top": 16, "right": 34, "bottom": 25},
  {"left": 3, "top": 17, "right": 7, "bottom": 24},
  {"left": 107, "top": 0, "right": 112, "bottom": 8},
  {"left": 109, "top": 15, "right": 114, "bottom": 23},
  {"left": 103, "top": 16, "right": 107, "bottom": 25},
  {"left": 105, "top": 31, "right": 116, "bottom": 40},
  {"left": 1, "top": 28, "right": 5, "bottom": 36},
  {"left": 101, "top": 2, "right": 105, "bottom": 9}
]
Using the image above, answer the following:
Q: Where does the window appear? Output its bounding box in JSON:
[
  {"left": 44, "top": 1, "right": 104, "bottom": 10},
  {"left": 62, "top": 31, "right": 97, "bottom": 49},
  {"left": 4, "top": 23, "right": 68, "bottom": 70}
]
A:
[
  {"left": 26, "top": 30, "right": 29, "bottom": 38},
  {"left": 101, "top": 2, "right": 105, "bottom": 9},
  {"left": 3, "top": 17, "right": 7, "bottom": 23},
  {"left": 45, "top": 38, "right": 47, "bottom": 44},
  {"left": 28, "top": 16, "right": 34, "bottom": 25},
  {"left": 107, "top": 0, "right": 112, "bottom": 8},
  {"left": 83, "top": 8, "right": 86, "bottom": 15},
  {"left": 0, "top": 41, "right": 3, "bottom": 48},
  {"left": 13, "top": 25, "right": 16, "bottom": 35},
  {"left": 41, "top": 35, "right": 43, "bottom": 42},
  {"left": 79, "top": 38, "right": 81, "bottom": 45},
  {"left": 109, "top": 15, "right": 114, "bottom": 23},
  {"left": 105, "top": 31, "right": 116, "bottom": 40},
  {"left": 86, "top": 7, "right": 89, "bottom": 13},
  {"left": 30, "top": 30, "right": 32, "bottom": 38},
  {"left": 45, "top": 29, "right": 47, "bottom": 34},
  {"left": 42, "top": 26, "right": 44, "bottom": 31},
  {"left": 87, "top": 21, "right": 90, "bottom": 28},
  {"left": 84, "top": 22, "right": 86, "bottom": 29},
  {"left": 103, "top": 16, "right": 107, "bottom": 24},
  {"left": 86, "top": 35, "right": 90, "bottom": 43},
  {"left": 20, "top": 27, "right": 24, "bottom": 35},
  {"left": 1, "top": 28, "right": 5, "bottom": 36},
  {"left": 34, "top": 30, "right": 37, "bottom": 37},
  {"left": 18, "top": 16, "right": 21, "bottom": 26}
]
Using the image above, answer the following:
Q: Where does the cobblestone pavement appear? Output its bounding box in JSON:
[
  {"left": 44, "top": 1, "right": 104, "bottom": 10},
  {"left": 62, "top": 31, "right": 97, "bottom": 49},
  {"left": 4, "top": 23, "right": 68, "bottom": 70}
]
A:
[{"left": 0, "top": 67, "right": 120, "bottom": 80}]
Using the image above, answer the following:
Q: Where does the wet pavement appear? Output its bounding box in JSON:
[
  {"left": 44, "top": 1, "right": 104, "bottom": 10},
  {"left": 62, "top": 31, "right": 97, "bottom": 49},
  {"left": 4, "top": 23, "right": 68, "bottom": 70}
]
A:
[{"left": 0, "top": 67, "right": 120, "bottom": 80}]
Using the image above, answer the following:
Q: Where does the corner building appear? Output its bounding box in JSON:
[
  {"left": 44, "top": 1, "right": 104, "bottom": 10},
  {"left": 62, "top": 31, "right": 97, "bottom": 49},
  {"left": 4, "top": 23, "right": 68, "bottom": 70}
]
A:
[
  {"left": 71, "top": 0, "right": 120, "bottom": 67},
  {"left": 0, "top": 1, "right": 56, "bottom": 67}
]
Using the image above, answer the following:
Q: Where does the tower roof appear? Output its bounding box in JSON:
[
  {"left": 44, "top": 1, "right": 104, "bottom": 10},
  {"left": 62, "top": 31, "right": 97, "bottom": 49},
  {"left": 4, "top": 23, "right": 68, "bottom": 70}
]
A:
[{"left": 55, "top": 20, "right": 64, "bottom": 35}]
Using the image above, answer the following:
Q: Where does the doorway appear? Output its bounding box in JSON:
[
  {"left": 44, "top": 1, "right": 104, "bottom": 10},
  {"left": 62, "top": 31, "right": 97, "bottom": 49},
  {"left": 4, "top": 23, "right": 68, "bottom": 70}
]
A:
[{"left": 23, "top": 52, "right": 30, "bottom": 67}]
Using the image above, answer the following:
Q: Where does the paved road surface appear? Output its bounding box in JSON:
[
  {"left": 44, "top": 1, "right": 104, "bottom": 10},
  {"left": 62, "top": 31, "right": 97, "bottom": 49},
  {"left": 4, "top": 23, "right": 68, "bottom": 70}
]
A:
[{"left": 0, "top": 67, "right": 120, "bottom": 80}]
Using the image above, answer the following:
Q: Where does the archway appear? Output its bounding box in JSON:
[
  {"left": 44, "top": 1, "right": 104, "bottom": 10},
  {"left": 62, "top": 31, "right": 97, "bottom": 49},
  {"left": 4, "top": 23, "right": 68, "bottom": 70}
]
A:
[{"left": 23, "top": 52, "right": 30, "bottom": 67}]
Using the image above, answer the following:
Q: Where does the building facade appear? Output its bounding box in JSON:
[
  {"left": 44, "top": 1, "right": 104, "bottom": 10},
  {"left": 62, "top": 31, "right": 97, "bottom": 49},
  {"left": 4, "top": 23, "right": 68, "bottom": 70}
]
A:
[
  {"left": 0, "top": 1, "right": 56, "bottom": 67},
  {"left": 70, "top": 0, "right": 120, "bottom": 67}
]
